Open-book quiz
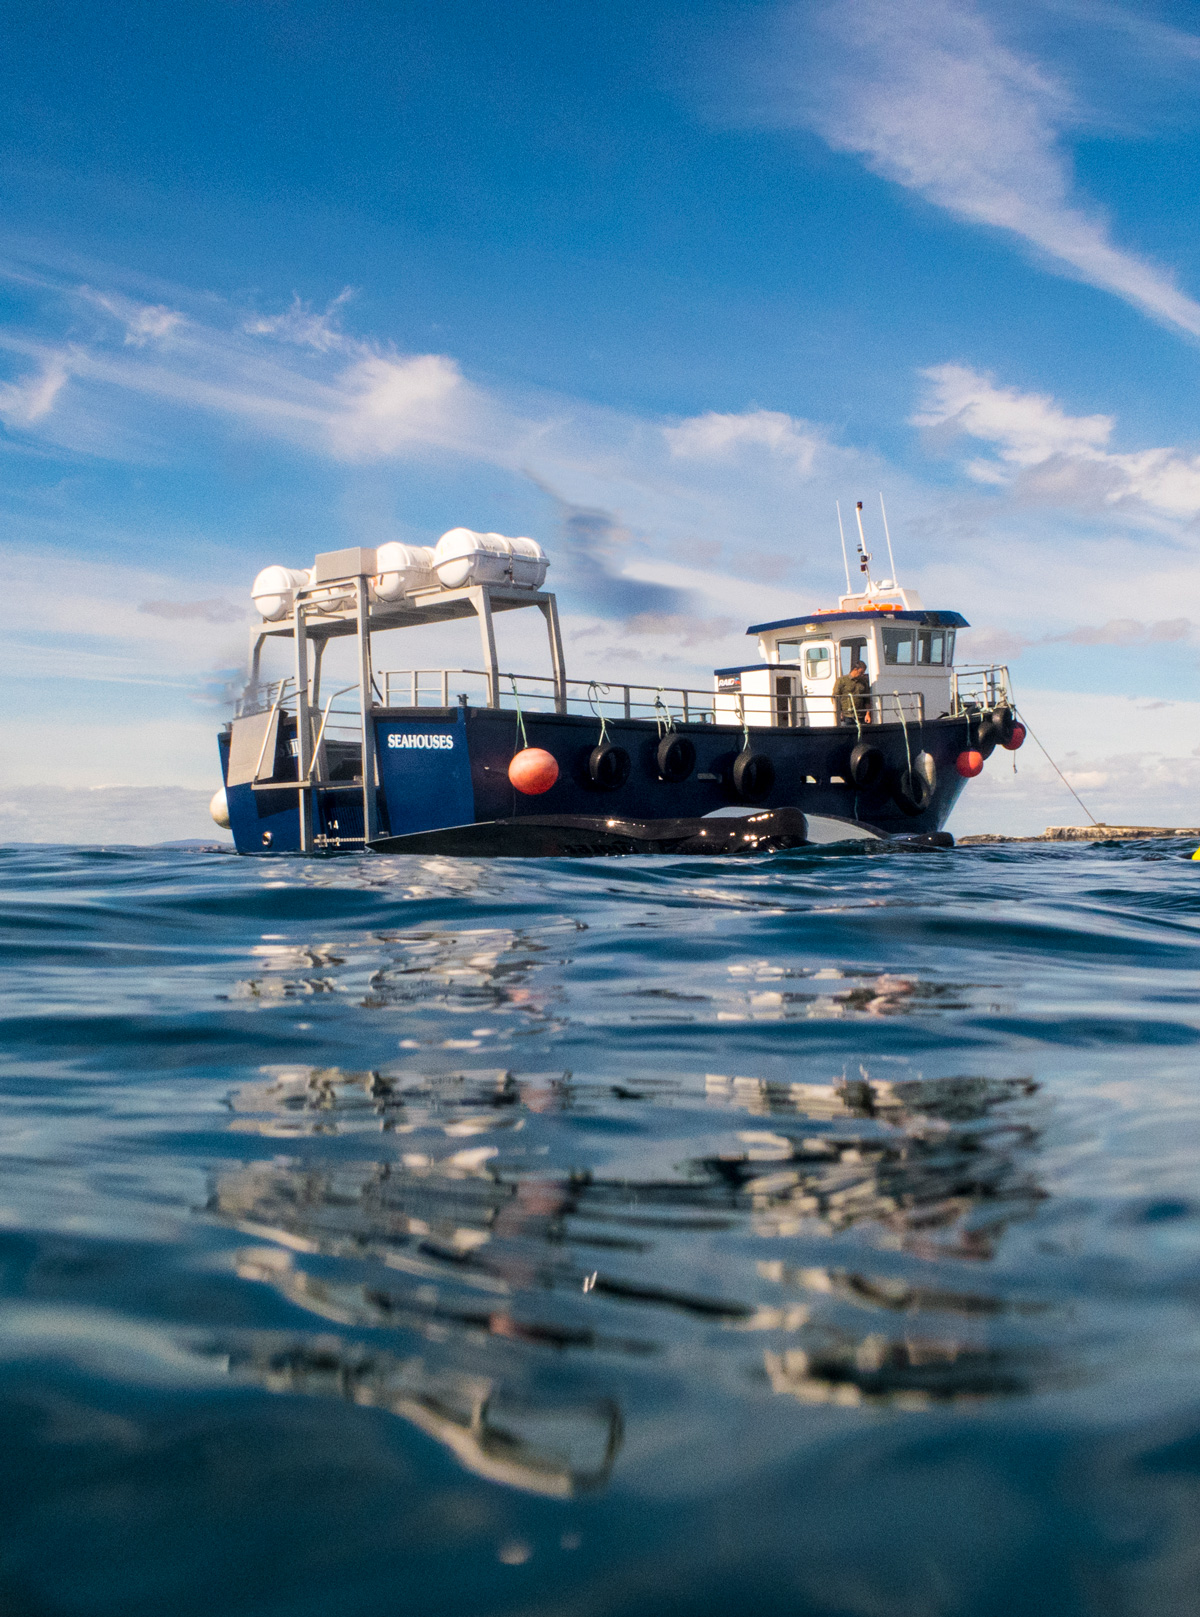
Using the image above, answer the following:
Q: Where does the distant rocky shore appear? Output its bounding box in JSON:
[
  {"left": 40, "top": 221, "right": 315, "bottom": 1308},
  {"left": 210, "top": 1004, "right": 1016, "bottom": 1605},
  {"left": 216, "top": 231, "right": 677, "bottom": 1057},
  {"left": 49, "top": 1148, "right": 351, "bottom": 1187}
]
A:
[{"left": 959, "top": 825, "right": 1200, "bottom": 845}]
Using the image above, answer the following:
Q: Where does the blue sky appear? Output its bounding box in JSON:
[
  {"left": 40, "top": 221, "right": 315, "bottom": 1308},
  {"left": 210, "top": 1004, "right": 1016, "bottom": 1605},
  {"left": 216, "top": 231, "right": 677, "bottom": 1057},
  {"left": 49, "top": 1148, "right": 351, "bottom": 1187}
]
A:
[{"left": 3, "top": 0, "right": 1200, "bottom": 837}]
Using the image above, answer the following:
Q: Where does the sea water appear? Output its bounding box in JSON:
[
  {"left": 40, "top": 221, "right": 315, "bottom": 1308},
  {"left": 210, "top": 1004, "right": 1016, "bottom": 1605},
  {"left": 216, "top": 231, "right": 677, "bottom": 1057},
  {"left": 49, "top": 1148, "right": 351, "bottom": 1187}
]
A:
[{"left": 2, "top": 839, "right": 1200, "bottom": 1616}]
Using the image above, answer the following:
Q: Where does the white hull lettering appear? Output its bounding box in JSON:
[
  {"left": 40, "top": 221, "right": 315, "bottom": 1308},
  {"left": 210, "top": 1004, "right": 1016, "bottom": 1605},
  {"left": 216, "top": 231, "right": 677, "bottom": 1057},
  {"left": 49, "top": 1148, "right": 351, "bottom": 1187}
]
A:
[{"left": 387, "top": 732, "right": 455, "bottom": 751}]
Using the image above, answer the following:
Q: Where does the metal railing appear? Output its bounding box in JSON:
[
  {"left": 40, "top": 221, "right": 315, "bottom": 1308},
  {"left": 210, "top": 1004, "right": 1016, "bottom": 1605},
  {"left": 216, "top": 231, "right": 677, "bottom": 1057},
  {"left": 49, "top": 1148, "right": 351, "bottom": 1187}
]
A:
[
  {"left": 382, "top": 668, "right": 718, "bottom": 725},
  {"left": 237, "top": 664, "right": 1011, "bottom": 736},
  {"left": 950, "top": 665, "right": 1013, "bottom": 715},
  {"left": 749, "top": 689, "right": 927, "bottom": 727},
  {"left": 236, "top": 678, "right": 363, "bottom": 743},
  {"left": 233, "top": 678, "right": 367, "bottom": 792},
  {"left": 380, "top": 668, "right": 931, "bottom": 728}
]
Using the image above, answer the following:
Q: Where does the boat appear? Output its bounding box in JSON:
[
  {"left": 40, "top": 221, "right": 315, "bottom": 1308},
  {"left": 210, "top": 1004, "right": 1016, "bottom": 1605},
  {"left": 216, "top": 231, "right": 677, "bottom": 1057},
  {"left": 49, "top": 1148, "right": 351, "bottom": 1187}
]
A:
[{"left": 212, "top": 504, "right": 1022, "bottom": 856}]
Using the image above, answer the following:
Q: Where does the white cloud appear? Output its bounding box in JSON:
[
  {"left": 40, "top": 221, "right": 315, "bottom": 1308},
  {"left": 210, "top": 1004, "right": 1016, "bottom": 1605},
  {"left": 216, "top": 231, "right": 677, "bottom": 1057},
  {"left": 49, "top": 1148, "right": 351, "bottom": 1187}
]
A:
[
  {"left": 913, "top": 363, "right": 1112, "bottom": 463},
  {"left": 1050, "top": 617, "right": 1192, "bottom": 646},
  {"left": 124, "top": 305, "right": 185, "bottom": 346},
  {"left": 88, "top": 291, "right": 186, "bottom": 346},
  {"left": 665, "top": 408, "right": 823, "bottom": 471},
  {"left": 0, "top": 545, "right": 248, "bottom": 678},
  {"left": 747, "top": 0, "right": 1200, "bottom": 339},
  {"left": 913, "top": 362, "right": 1200, "bottom": 518},
  {"left": 330, "top": 351, "right": 475, "bottom": 459},
  {"left": 621, "top": 612, "right": 739, "bottom": 648},
  {"left": 0, "top": 352, "right": 69, "bottom": 426},
  {"left": 138, "top": 598, "right": 246, "bottom": 624},
  {"left": 243, "top": 289, "right": 354, "bottom": 352},
  {"left": 0, "top": 263, "right": 872, "bottom": 557}
]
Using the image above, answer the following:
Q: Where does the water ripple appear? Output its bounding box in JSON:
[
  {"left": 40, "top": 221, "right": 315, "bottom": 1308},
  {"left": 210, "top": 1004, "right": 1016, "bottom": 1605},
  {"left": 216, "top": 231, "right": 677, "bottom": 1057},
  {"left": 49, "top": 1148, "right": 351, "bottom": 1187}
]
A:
[{"left": 3, "top": 840, "right": 1200, "bottom": 1615}]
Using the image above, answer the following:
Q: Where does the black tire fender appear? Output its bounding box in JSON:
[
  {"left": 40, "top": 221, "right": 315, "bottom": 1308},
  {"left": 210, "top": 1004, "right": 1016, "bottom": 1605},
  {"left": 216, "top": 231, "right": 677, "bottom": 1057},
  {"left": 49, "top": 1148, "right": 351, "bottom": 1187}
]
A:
[
  {"left": 849, "top": 742, "right": 885, "bottom": 789},
  {"left": 588, "top": 743, "right": 631, "bottom": 790},
  {"left": 989, "top": 706, "right": 1016, "bottom": 746},
  {"left": 732, "top": 750, "right": 775, "bottom": 802},
  {"left": 656, "top": 734, "right": 696, "bottom": 782},
  {"left": 970, "top": 716, "right": 998, "bottom": 759}
]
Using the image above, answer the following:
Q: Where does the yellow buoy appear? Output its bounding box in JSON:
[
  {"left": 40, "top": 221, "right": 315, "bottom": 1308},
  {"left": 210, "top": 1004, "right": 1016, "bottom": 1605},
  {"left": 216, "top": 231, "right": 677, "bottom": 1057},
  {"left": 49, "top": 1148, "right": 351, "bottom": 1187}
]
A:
[{"left": 1192, "top": 847, "right": 1200, "bottom": 861}]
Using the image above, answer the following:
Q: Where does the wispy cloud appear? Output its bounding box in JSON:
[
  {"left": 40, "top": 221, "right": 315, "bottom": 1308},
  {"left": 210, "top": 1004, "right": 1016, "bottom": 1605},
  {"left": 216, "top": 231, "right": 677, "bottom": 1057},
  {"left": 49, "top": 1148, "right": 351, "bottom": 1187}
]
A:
[
  {"left": 739, "top": 0, "right": 1200, "bottom": 338},
  {"left": 962, "top": 615, "right": 1193, "bottom": 662},
  {"left": 0, "top": 264, "right": 860, "bottom": 590},
  {"left": 122, "top": 305, "right": 185, "bottom": 347},
  {"left": 1049, "top": 617, "right": 1192, "bottom": 646},
  {"left": 622, "top": 611, "right": 739, "bottom": 647},
  {"left": 0, "top": 352, "right": 70, "bottom": 427},
  {"left": 328, "top": 351, "right": 478, "bottom": 460},
  {"left": 913, "top": 363, "right": 1200, "bottom": 518},
  {"left": 138, "top": 598, "right": 245, "bottom": 624},
  {"left": 88, "top": 291, "right": 186, "bottom": 347},
  {"left": 0, "top": 296, "right": 487, "bottom": 467},
  {"left": 665, "top": 408, "right": 823, "bottom": 471},
  {"left": 243, "top": 289, "right": 355, "bottom": 352}
]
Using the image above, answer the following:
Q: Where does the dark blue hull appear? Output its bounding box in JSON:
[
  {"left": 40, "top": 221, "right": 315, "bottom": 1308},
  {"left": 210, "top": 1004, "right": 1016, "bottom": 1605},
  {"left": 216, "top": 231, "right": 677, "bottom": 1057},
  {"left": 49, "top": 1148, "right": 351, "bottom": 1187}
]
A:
[{"left": 220, "top": 706, "right": 974, "bottom": 855}]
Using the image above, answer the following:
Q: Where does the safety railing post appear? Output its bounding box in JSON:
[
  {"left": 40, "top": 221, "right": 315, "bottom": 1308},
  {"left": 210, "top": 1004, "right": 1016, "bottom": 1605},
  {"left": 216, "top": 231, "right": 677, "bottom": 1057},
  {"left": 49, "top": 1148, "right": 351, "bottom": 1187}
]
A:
[
  {"left": 355, "top": 575, "right": 378, "bottom": 845},
  {"left": 293, "top": 602, "right": 313, "bottom": 853}
]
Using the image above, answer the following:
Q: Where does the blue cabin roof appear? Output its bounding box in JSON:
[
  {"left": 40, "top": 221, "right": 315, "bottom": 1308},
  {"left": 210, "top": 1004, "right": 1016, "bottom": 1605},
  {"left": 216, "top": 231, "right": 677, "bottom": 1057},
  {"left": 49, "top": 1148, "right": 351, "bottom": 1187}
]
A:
[{"left": 747, "top": 609, "right": 969, "bottom": 634}]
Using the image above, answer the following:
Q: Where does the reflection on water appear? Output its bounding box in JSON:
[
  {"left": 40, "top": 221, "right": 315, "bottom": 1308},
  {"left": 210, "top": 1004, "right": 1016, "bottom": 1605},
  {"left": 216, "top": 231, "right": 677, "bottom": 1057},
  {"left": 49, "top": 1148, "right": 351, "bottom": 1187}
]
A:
[
  {"left": 229, "top": 924, "right": 576, "bottom": 1040},
  {"left": 7, "top": 843, "right": 1200, "bottom": 1614},
  {"left": 702, "top": 1071, "right": 1043, "bottom": 1258},
  {"left": 212, "top": 1057, "right": 1052, "bottom": 1471},
  {"left": 226, "top": 921, "right": 994, "bottom": 1035},
  {"left": 222, "top": 1324, "right": 621, "bottom": 1497}
]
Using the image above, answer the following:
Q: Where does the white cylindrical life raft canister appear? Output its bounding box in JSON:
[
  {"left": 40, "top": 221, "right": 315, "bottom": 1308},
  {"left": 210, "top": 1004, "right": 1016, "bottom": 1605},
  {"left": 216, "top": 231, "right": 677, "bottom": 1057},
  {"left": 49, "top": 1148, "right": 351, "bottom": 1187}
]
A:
[
  {"left": 432, "top": 528, "right": 549, "bottom": 591},
  {"left": 251, "top": 565, "right": 313, "bottom": 622},
  {"left": 370, "top": 542, "right": 437, "bottom": 602}
]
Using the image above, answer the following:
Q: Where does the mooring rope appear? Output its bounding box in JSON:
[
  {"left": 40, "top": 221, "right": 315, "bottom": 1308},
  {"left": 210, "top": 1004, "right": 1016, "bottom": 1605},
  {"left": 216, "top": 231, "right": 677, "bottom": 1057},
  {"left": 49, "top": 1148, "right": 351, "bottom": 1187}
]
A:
[
  {"left": 588, "top": 680, "right": 610, "bottom": 747},
  {"left": 509, "top": 674, "right": 528, "bottom": 752},
  {"left": 897, "top": 697, "right": 914, "bottom": 776},
  {"left": 654, "top": 688, "right": 674, "bottom": 738},
  {"left": 1017, "top": 709, "right": 1100, "bottom": 826}
]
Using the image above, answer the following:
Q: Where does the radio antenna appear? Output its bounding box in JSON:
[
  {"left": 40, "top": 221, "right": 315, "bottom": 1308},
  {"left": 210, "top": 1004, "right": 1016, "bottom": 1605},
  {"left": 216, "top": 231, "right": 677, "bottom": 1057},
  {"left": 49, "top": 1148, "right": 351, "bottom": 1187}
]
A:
[
  {"left": 835, "top": 501, "right": 852, "bottom": 594},
  {"left": 878, "top": 492, "right": 898, "bottom": 588},
  {"left": 854, "top": 500, "right": 873, "bottom": 588}
]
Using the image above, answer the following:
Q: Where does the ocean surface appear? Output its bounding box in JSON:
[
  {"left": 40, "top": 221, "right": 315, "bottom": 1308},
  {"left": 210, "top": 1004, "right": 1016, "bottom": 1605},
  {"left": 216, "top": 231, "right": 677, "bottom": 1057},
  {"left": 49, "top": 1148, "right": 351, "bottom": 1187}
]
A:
[{"left": 3, "top": 839, "right": 1200, "bottom": 1617}]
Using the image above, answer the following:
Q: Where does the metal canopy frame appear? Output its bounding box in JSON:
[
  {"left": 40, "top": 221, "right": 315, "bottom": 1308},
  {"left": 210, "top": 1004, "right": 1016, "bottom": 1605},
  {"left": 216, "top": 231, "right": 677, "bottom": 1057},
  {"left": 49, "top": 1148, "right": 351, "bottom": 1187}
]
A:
[{"left": 245, "top": 567, "right": 567, "bottom": 853}]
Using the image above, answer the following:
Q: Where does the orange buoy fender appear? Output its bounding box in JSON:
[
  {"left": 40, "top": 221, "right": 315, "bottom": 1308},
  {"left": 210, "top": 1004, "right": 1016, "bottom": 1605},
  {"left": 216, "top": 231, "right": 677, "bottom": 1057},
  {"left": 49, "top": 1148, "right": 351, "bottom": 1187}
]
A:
[
  {"left": 956, "top": 750, "right": 984, "bottom": 778},
  {"left": 1002, "top": 723, "right": 1026, "bottom": 751},
  {"left": 509, "top": 747, "right": 559, "bottom": 795}
]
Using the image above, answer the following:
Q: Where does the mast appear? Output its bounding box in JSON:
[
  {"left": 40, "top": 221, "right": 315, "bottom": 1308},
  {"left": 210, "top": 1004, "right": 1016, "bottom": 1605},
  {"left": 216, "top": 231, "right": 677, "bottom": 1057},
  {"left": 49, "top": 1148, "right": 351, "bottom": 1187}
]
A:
[
  {"left": 853, "top": 500, "right": 874, "bottom": 591},
  {"left": 878, "top": 492, "right": 898, "bottom": 588},
  {"left": 835, "top": 501, "right": 852, "bottom": 595}
]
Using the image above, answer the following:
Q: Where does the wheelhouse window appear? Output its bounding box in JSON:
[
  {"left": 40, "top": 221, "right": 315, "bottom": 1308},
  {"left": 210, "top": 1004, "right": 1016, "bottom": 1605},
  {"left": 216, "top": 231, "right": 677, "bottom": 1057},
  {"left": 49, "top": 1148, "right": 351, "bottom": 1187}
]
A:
[
  {"left": 884, "top": 626, "right": 956, "bottom": 666},
  {"left": 882, "top": 628, "right": 915, "bottom": 666},
  {"left": 775, "top": 639, "right": 801, "bottom": 662},
  {"left": 839, "top": 637, "right": 868, "bottom": 675},
  {"left": 804, "top": 644, "right": 832, "bottom": 680}
]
